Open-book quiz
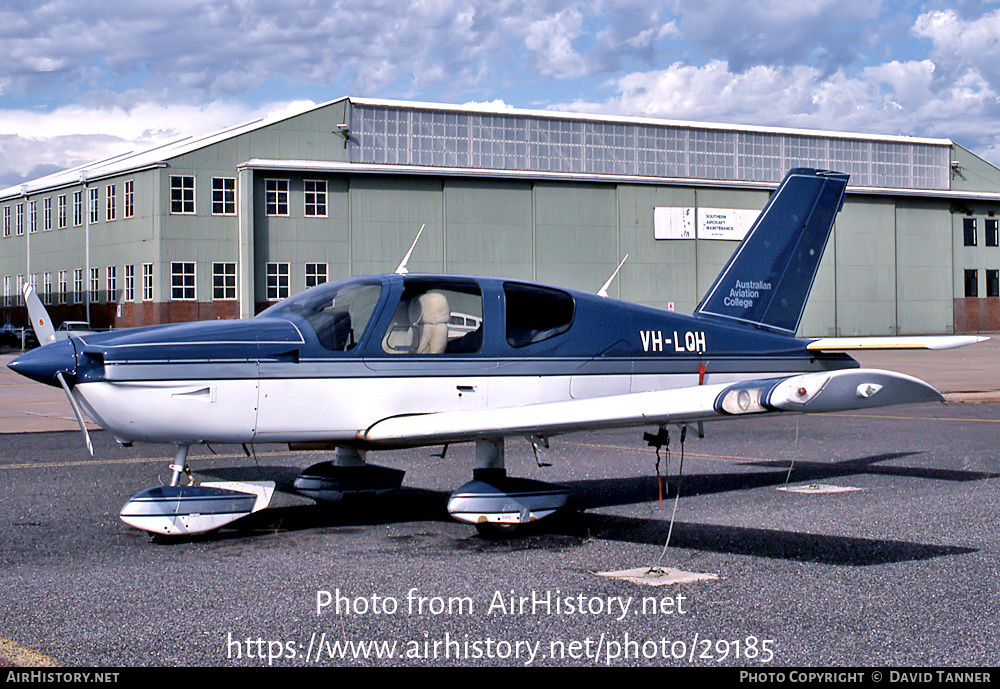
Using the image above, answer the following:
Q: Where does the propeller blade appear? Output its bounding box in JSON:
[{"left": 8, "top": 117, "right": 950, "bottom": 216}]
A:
[
  {"left": 23, "top": 284, "right": 56, "bottom": 346},
  {"left": 55, "top": 371, "right": 93, "bottom": 456}
]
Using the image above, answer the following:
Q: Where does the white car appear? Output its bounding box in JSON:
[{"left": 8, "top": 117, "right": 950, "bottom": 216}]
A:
[{"left": 54, "top": 321, "right": 98, "bottom": 340}]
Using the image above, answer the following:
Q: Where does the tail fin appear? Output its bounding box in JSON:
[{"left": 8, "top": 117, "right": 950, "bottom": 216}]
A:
[{"left": 695, "top": 168, "right": 848, "bottom": 334}]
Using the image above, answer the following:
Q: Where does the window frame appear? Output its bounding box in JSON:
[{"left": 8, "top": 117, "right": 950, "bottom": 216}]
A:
[
  {"left": 986, "top": 218, "right": 999, "bottom": 248},
  {"left": 124, "top": 180, "right": 134, "bottom": 218},
  {"left": 304, "top": 179, "right": 328, "bottom": 217},
  {"left": 987, "top": 269, "right": 999, "bottom": 298},
  {"left": 170, "top": 175, "right": 196, "bottom": 215},
  {"left": 88, "top": 188, "right": 99, "bottom": 223},
  {"left": 266, "top": 262, "right": 290, "bottom": 301},
  {"left": 142, "top": 263, "right": 153, "bottom": 302},
  {"left": 212, "top": 262, "right": 237, "bottom": 300},
  {"left": 106, "top": 266, "right": 117, "bottom": 302},
  {"left": 964, "top": 269, "right": 979, "bottom": 298},
  {"left": 73, "top": 191, "right": 83, "bottom": 226},
  {"left": 106, "top": 184, "right": 116, "bottom": 221},
  {"left": 124, "top": 264, "right": 135, "bottom": 302},
  {"left": 212, "top": 177, "right": 236, "bottom": 216},
  {"left": 265, "top": 179, "right": 289, "bottom": 216},
  {"left": 170, "top": 261, "right": 197, "bottom": 301},
  {"left": 305, "top": 262, "right": 328, "bottom": 288},
  {"left": 963, "top": 217, "right": 977, "bottom": 247}
]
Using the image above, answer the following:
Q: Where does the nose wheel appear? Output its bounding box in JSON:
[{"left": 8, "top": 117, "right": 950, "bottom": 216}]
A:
[{"left": 119, "top": 444, "right": 274, "bottom": 537}]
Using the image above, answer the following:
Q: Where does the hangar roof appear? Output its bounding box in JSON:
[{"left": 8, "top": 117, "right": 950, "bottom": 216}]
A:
[{"left": 4, "top": 95, "right": 999, "bottom": 201}]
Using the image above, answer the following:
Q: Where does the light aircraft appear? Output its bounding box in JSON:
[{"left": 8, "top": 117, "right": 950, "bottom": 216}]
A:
[{"left": 9, "top": 168, "right": 986, "bottom": 538}]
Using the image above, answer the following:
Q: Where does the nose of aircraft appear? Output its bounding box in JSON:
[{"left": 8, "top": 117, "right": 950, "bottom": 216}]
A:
[{"left": 7, "top": 338, "right": 78, "bottom": 387}]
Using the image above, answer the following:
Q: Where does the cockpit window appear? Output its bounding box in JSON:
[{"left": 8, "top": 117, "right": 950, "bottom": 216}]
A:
[
  {"left": 259, "top": 279, "right": 383, "bottom": 351},
  {"left": 381, "top": 279, "right": 483, "bottom": 354},
  {"left": 504, "top": 282, "right": 574, "bottom": 348}
]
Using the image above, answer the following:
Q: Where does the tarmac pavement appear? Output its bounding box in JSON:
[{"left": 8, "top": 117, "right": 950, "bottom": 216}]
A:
[{"left": 0, "top": 337, "right": 997, "bottom": 668}]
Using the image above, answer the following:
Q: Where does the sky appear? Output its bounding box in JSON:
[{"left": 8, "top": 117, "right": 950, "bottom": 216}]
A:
[{"left": 1, "top": 0, "right": 999, "bottom": 189}]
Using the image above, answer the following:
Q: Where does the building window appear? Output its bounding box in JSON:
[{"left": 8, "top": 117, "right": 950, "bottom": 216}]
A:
[
  {"left": 43, "top": 198, "right": 52, "bottom": 231},
  {"left": 42, "top": 272, "right": 52, "bottom": 304},
  {"left": 73, "top": 269, "right": 83, "bottom": 304},
  {"left": 15, "top": 203, "right": 23, "bottom": 236},
  {"left": 73, "top": 191, "right": 83, "bottom": 226},
  {"left": 142, "top": 264, "right": 153, "bottom": 302},
  {"left": 88, "top": 188, "right": 99, "bottom": 223},
  {"left": 28, "top": 200, "right": 36, "bottom": 233},
  {"left": 963, "top": 218, "right": 977, "bottom": 246},
  {"left": 106, "top": 185, "right": 116, "bottom": 221},
  {"left": 266, "top": 262, "right": 289, "bottom": 300},
  {"left": 124, "top": 265, "right": 135, "bottom": 301},
  {"left": 3, "top": 276, "right": 8, "bottom": 306},
  {"left": 212, "top": 262, "right": 237, "bottom": 300},
  {"left": 964, "top": 269, "right": 979, "bottom": 297},
  {"left": 987, "top": 219, "right": 999, "bottom": 247},
  {"left": 58, "top": 195, "right": 66, "bottom": 228},
  {"left": 304, "top": 180, "right": 327, "bottom": 217},
  {"left": 3, "top": 206, "right": 8, "bottom": 237},
  {"left": 170, "top": 176, "right": 195, "bottom": 214},
  {"left": 987, "top": 270, "right": 999, "bottom": 298},
  {"left": 305, "top": 263, "right": 328, "bottom": 288},
  {"left": 124, "top": 181, "right": 134, "bottom": 218},
  {"left": 15, "top": 275, "right": 23, "bottom": 306},
  {"left": 58, "top": 270, "right": 67, "bottom": 304},
  {"left": 171, "top": 262, "right": 196, "bottom": 300},
  {"left": 212, "top": 178, "right": 236, "bottom": 215},
  {"left": 265, "top": 179, "right": 289, "bottom": 216},
  {"left": 90, "top": 267, "right": 100, "bottom": 302},
  {"left": 107, "top": 266, "right": 117, "bottom": 302}
]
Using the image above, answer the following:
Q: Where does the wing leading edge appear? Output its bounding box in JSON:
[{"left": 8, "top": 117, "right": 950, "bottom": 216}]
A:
[{"left": 359, "top": 368, "right": 943, "bottom": 448}]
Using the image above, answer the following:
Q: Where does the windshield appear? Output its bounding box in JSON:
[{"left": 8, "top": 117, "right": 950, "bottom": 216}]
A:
[{"left": 258, "top": 279, "right": 383, "bottom": 351}]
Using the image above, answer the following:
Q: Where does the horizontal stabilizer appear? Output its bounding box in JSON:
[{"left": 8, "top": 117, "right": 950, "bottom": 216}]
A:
[{"left": 807, "top": 336, "right": 989, "bottom": 351}]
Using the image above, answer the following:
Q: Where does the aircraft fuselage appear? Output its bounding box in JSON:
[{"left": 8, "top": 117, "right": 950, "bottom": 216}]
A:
[{"left": 13, "top": 273, "right": 856, "bottom": 447}]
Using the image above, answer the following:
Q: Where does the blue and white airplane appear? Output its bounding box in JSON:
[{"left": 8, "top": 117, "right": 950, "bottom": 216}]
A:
[{"left": 9, "top": 168, "right": 985, "bottom": 537}]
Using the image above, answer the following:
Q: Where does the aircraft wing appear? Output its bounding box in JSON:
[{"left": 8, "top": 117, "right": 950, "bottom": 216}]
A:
[{"left": 359, "top": 368, "right": 943, "bottom": 448}]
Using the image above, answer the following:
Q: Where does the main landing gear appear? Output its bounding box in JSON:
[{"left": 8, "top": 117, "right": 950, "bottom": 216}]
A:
[
  {"left": 292, "top": 439, "right": 569, "bottom": 537},
  {"left": 294, "top": 447, "right": 406, "bottom": 501},
  {"left": 447, "top": 438, "right": 569, "bottom": 537},
  {"left": 119, "top": 444, "right": 275, "bottom": 536}
]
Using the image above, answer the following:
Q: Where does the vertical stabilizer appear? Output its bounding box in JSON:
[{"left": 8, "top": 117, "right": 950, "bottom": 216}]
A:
[{"left": 695, "top": 168, "right": 848, "bottom": 334}]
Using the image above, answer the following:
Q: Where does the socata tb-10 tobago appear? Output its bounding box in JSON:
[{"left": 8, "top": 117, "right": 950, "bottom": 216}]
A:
[{"left": 10, "top": 168, "right": 985, "bottom": 537}]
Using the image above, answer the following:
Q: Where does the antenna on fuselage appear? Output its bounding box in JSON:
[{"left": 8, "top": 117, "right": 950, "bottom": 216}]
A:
[
  {"left": 395, "top": 223, "right": 426, "bottom": 275},
  {"left": 597, "top": 254, "right": 629, "bottom": 297}
]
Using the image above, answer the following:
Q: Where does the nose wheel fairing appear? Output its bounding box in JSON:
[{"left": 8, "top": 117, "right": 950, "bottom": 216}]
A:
[{"left": 119, "top": 482, "right": 275, "bottom": 536}]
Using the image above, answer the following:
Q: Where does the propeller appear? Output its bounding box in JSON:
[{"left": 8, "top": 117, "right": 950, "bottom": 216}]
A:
[{"left": 21, "top": 283, "right": 93, "bottom": 455}]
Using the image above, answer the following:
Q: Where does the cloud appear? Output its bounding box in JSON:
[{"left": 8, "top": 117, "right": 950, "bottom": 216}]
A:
[
  {"left": 2, "top": 1, "right": 1000, "bottom": 183},
  {"left": 557, "top": 53, "right": 1000, "bottom": 155},
  {"left": 668, "top": 0, "right": 884, "bottom": 72},
  {"left": 0, "top": 97, "right": 301, "bottom": 187}
]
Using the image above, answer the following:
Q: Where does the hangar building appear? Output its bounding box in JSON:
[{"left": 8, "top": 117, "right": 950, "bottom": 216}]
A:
[{"left": 2, "top": 96, "right": 999, "bottom": 336}]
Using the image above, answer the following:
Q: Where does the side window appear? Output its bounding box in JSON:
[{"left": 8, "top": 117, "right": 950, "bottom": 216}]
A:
[
  {"left": 504, "top": 282, "right": 574, "bottom": 347},
  {"left": 382, "top": 280, "right": 483, "bottom": 354}
]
